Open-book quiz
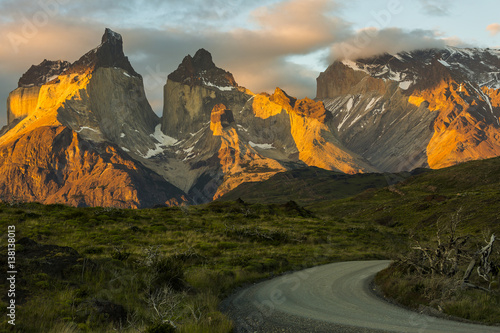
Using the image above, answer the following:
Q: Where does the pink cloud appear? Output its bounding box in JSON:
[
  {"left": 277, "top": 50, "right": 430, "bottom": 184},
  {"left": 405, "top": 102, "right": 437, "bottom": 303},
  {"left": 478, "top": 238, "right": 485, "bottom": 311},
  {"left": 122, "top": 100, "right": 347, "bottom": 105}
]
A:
[
  {"left": 486, "top": 23, "right": 500, "bottom": 36},
  {"left": 330, "top": 27, "right": 446, "bottom": 61}
]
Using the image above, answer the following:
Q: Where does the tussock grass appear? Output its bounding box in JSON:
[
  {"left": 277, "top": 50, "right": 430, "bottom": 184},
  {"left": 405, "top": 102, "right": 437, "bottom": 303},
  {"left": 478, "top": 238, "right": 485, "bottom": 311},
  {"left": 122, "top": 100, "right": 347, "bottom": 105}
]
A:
[{"left": 0, "top": 200, "right": 399, "bottom": 332}]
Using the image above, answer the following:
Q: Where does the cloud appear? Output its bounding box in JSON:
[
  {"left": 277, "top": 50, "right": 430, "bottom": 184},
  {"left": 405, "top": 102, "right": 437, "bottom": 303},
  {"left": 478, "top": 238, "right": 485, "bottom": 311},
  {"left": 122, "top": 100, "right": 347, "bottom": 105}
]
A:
[
  {"left": 124, "top": 0, "right": 346, "bottom": 103},
  {"left": 487, "top": 23, "right": 500, "bottom": 36},
  {"left": 441, "top": 36, "right": 473, "bottom": 48},
  {"left": 419, "top": 0, "right": 451, "bottom": 16},
  {"left": 330, "top": 27, "right": 446, "bottom": 61}
]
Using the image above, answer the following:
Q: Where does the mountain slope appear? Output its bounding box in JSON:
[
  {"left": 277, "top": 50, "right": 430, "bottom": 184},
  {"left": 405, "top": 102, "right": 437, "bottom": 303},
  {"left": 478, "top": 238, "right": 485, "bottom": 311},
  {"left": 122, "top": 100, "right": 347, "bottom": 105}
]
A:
[
  {"left": 2, "top": 30, "right": 376, "bottom": 207},
  {"left": 219, "top": 166, "right": 423, "bottom": 205},
  {"left": 317, "top": 47, "right": 500, "bottom": 171},
  {"left": 6, "top": 28, "right": 500, "bottom": 208},
  {"left": 147, "top": 48, "right": 376, "bottom": 202}
]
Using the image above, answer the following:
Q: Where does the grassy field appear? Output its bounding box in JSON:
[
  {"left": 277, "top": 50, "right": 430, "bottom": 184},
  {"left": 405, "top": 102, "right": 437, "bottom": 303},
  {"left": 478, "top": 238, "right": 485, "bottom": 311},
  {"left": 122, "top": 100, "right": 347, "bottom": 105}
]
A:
[
  {"left": 0, "top": 200, "right": 401, "bottom": 332},
  {"left": 1, "top": 156, "right": 500, "bottom": 331}
]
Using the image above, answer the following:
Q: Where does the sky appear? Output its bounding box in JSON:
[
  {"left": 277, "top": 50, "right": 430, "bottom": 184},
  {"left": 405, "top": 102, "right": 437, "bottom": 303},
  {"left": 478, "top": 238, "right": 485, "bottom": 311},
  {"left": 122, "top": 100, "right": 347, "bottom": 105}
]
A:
[{"left": 1, "top": 0, "right": 500, "bottom": 127}]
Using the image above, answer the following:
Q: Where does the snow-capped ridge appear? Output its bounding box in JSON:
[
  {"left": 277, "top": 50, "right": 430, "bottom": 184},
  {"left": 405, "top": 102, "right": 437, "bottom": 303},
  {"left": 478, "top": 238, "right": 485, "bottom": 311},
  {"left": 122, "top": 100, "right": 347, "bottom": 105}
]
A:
[{"left": 339, "top": 46, "right": 500, "bottom": 91}]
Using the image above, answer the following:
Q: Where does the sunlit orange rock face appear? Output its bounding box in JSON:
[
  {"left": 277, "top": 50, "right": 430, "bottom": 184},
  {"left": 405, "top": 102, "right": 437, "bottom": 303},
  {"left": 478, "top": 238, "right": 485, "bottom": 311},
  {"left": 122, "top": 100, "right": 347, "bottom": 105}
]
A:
[
  {"left": 0, "top": 126, "right": 185, "bottom": 208},
  {"left": 160, "top": 50, "right": 376, "bottom": 200},
  {"left": 408, "top": 79, "right": 500, "bottom": 168},
  {"left": 317, "top": 48, "right": 500, "bottom": 172},
  {"left": 12, "top": 29, "right": 500, "bottom": 207},
  {"left": 287, "top": 97, "right": 372, "bottom": 174},
  {"left": 249, "top": 88, "right": 374, "bottom": 175},
  {"left": 210, "top": 103, "right": 286, "bottom": 199}
]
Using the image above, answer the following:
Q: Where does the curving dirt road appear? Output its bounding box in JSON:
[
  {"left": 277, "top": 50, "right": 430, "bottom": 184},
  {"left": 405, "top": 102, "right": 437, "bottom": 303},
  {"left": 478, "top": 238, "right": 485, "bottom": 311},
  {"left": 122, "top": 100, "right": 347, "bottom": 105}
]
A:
[{"left": 221, "top": 260, "right": 500, "bottom": 332}]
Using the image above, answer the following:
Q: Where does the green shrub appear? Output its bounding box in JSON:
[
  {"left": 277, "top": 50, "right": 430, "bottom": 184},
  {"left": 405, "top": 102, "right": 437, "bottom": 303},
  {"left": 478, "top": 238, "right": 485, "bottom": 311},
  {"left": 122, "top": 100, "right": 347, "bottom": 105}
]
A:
[
  {"left": 111, "top": 247, "right": 131, "bottom": 261},
  {"left": 146, "top": 322, "right": 176, "bottom": 333},
  {"left": 148, "top": 256, "right": 186, "bottom": 291}
]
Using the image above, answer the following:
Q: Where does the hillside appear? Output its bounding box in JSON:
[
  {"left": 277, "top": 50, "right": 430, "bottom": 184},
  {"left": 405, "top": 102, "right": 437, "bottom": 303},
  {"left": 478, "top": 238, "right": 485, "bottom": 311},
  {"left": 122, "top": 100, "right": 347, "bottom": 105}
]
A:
[
  {"left": 219, "top": 166, "right": 425, "bottom": 205},
  {"left": 318, "top": 47, "right": 500, "bottom": 171},
  {"left": 310, "top": 156, "right": 500, "bottom": 234}
]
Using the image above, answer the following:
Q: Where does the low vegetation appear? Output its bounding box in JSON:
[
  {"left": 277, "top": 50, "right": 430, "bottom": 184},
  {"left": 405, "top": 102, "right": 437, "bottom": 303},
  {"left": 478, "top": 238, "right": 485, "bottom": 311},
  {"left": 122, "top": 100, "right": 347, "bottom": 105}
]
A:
[
  {"left": 0, "top": 200, "right": 400, "bottom": 332},
  {"left": 376, "top": 210, "right": 500, "bottom": 323}
]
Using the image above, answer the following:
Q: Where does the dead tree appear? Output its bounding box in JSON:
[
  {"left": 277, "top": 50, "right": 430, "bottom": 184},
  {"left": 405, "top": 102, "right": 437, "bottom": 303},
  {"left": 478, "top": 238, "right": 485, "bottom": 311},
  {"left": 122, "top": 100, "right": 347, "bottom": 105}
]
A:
[
  {"left": 410, "top": 211, "right": 469, "bottom": 277},
  {"left": 462, "top": 234, "right": 498, "bottom": 291}
]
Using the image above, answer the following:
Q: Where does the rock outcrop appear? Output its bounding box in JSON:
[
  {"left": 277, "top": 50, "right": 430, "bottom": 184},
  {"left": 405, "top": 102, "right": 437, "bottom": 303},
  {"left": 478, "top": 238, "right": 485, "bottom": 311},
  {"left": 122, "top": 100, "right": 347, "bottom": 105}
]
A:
[
  {"left": 8, "top": 28, "right": 500, "bottom": 208},
  {"left": 162, "top": 48, "right": 244, "bottom": 137},
  {"left": 0, "top": 126, "right": 185, "bottom": 208}
]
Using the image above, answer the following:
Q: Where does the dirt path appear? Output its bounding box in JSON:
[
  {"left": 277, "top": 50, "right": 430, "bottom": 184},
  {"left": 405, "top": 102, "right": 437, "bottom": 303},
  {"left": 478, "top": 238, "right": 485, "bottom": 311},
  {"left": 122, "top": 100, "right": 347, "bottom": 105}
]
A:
[{"left": 221, "top": 260, "right": 500, "bottom": 332}]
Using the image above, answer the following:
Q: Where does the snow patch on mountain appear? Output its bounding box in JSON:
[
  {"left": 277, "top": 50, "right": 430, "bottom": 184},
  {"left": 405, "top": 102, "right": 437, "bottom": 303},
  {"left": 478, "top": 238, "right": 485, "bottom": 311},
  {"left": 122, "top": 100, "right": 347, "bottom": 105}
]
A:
[
  {"left": 249, "top": 141, "right": 274, "bottom": 149},
  {"left": 341, "top": 60, "right": 369, "bottom": 75},
  {"left": 150, "top": 124, "right": 177, "bottom": 146},
  {"left": 345, "top": 97, "right": 354, "bottom": 111},
  {"left": 203, "top": 80, "right": 234, "bottom": 91},
  {"left": 349, "top": 113, "right": 363, "bottom": 127},
  {"left": 438, "top": 59, "right": 451, "bottom": 67},
  {"left": 76, "top": 126, "right": 100, "bottom": 133},
  {"left": 142, "top": 124, "right": 178, "bottom": 159},
  {"left": 399, "top": 81, "right": 413, "bottom": 90},
  {"left": 365, "top": 97, "right": 381, "bottom": 110},
  {"left": 337, "top": 114, "right": 350, "bottom": 131}
]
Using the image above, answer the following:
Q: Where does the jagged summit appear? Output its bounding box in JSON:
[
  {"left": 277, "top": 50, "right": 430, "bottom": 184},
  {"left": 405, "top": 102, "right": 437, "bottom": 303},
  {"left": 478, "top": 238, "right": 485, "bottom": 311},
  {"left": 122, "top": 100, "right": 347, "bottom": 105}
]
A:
[
  {"left": 168, "top": 48, "right": 237, "bottom": 89},
  {"left": 15, "top": 28, "right": 135, "bottom": 88},
  {"left": 192, "top": 48, "right": 216, "bottom": 70},
  {"left": 6, "top": 27, "right": 500, "bottom": 208},
  {"left": 1, "top": 28, "right": 183, "bottom": 208},
  {"left": 18, "top": 59, "right": 71, "bottom": 87},
  {"left": 270, "top": 87, "right": 296, "bottom": 110},
  {"left": 316, "top": 45, "right": 500, "bottom": 172},
  {"left": 67, "top": 28, "right": 138, "bottom": 76},
  {"left": 102, "top": 27, "right": 122, "bottom": 44},
  {"left": 332, "top": 46, "right": 500, "bottom": 95}
]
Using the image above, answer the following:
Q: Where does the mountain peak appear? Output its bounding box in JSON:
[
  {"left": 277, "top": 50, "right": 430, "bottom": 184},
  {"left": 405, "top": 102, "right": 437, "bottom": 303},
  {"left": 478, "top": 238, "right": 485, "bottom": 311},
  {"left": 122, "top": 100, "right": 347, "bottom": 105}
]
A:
[
  {"left": 168, "top": 49, "right": 237, "bottom": 89},
  {"left": 192, "top": 48, "right": 216, "bottom": 70},
  {"left": 102, "top": 28, "right": 123, "bottom": 44},
  {"left": 66, "top": 28, "right": 138, "bottom": 76},
  {"left": 332, "top": 46, "right": 500, "bottom": 95},
  {"left": 272, "top": 87, "right": 296, "bottom": 106}
]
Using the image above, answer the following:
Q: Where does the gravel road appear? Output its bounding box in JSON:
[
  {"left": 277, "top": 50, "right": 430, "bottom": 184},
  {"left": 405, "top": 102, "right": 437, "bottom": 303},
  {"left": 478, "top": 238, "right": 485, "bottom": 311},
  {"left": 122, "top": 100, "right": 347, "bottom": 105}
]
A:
[{"left": 221, "top": 260, "right": 500, "bottom": 332}]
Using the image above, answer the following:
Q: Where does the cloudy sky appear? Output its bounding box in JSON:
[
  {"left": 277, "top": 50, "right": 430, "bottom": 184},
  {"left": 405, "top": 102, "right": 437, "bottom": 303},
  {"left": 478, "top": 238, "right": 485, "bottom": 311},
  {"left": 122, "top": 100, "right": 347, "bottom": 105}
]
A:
[{"left": 1, "top": 0, "right": 499, "bottom": 126}]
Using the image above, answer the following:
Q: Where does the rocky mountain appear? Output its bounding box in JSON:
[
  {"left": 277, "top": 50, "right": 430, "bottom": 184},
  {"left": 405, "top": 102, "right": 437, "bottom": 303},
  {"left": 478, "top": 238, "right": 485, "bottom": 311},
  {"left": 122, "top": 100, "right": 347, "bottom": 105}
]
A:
[
  {"left": 4, "top": 28, "right": 500, "bottom": 208},
  {"left": 1, "top": 28, "right": 186, "bottom": 208},
  {"left": 146, "top": 47, "right": 374, "bottom": 202},
  {"left": 317, "top": 47, "right": 500, "bottom": 171},
  {"left": 2, "top": 29, "right": 374, "bottom": 207}
]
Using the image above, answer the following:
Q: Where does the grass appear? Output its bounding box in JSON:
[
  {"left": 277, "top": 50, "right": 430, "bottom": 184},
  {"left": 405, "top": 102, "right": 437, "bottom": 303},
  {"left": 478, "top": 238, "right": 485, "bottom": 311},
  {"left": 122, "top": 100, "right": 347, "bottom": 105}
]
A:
[
  {"left": 375, "top": 261, "right": 500, "bottom": 324},
  {"left": 219, "top": 166, "right": 420, "bottom": 205},
  {"left": 0, "top": 200, "right": 401, "bottom": 332}
]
